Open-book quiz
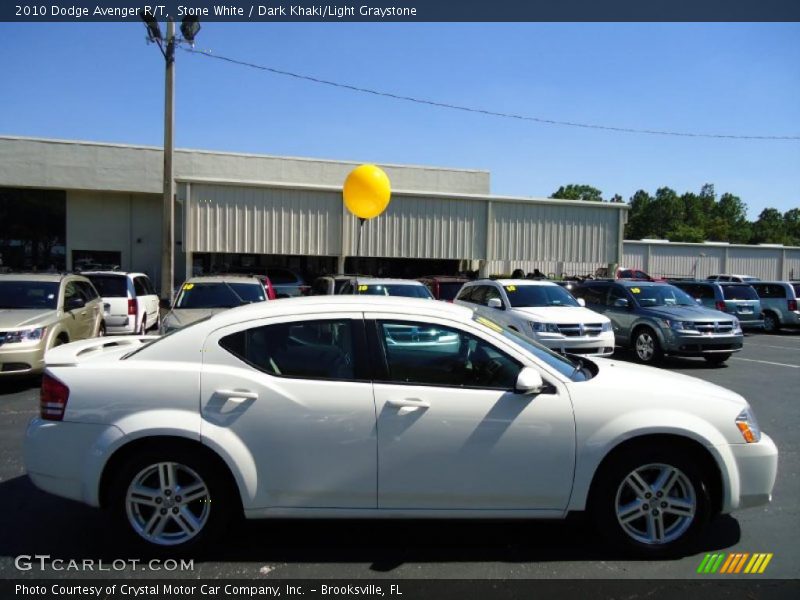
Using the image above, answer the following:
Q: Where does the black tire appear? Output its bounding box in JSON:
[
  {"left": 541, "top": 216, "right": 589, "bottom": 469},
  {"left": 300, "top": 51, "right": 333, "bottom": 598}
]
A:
[
  {"left": 110, "top": 445, "right": 236, "bottom": 553},
  {"left": 704, "top": 353, "right": 731, "bottom": 365},
  {"left": 139, "top": 314, "right": 147, "bottom": 336},
  {"left": 763, "top": 312, "right": 779, "bottom": 334},
  {"left": 589, "top": 445, "right": 712, "bottom": 557},
  {"left": 97, "top": 322, "right": 106, "bottom": 337},
  {"left": 632, "top": 327, "right": 663, "bottom": 364},
  {"left": 53, "top": 335, "right": 68, "bottom": 347}
]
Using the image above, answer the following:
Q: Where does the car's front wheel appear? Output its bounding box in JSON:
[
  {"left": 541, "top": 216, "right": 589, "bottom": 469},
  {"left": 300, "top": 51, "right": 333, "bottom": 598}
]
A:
[
  {"left": 111, "top": 446, "right": 234, "bottom": 551},
  {"left": 591, "top": 446, "right": 711, "bottom": 557},
  {"left": 633, "top": 328, "right": 662, "bottom": 364},
  {"left": 763, "top": 312, "right": 779, "bottom": 334}
]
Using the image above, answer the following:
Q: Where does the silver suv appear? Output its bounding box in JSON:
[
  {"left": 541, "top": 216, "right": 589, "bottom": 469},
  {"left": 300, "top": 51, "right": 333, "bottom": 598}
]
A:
[{"left": 749, "top": 281, "right": 800, "bottom": 333}]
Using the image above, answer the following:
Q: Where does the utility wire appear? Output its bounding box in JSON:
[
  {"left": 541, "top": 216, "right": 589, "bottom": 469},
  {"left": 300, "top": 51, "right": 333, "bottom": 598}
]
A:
[{"left": 183, "top": 47, "right": 800, "bottom": 141}]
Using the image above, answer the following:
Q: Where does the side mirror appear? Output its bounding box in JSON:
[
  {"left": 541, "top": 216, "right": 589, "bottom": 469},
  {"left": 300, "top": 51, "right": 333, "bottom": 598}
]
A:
[
  {"left": 613, "top": 298, "right": 629, "bottom": 309},
  {"left": 159, "top": 298, "right": 171, "bottom": 310},
  {"left": 577, "top": 298, "right": 586, "bottom": 307},
  {"left": 515, "top": 367, "right": 544, "bottom": 395},
  {"left": 487, "top": 297, "right": 504, "bottom": 310},
  {"left": 65, "top": 296, "right": 85, "bottom": 311}
]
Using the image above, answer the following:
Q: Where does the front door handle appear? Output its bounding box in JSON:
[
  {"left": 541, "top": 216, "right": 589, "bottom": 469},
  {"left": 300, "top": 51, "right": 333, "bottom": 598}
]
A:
[
  {"left": 215, "top": 389, "right": 258, "bottom": 403},
  {"left": 387, "top": 398, "right": 430, "bottom": 410}
]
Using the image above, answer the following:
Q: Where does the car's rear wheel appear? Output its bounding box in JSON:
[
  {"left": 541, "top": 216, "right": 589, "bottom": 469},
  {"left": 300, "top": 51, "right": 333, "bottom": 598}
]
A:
[
  {"left": 111, "top": 446, "right": 234, "bottom": 551},
  {"left": 590, "top": 446, "right": 711, "bottom": 557},
  {"left": 704, "top": 353, "right": 731, "bottom": 365},
  {"left": 763, "top": 312, "right": 779, "bottom": 334},
  {"left": 139, "top": 315, "right": 147, "bottom": 336},
  {"left": 633, "top": 328, "right": 662, "bottom": 364}
]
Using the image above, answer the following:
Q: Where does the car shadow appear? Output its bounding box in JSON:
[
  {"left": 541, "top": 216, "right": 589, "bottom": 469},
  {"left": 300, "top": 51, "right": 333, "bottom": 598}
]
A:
[
  {"left": 610, "top": 350, "right": 728, "bottom": 370},
  {"left": 0, "top": 476, "right": 741, "bottom": 571},
  {"left": 0, "top": 375, "right": 41, "bottom": 396}
]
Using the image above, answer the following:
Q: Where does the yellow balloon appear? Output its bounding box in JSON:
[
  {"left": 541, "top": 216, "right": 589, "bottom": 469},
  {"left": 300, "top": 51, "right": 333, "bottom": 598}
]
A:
[{"left": 343, "top": 164, "right": 391, "bottom": 220}]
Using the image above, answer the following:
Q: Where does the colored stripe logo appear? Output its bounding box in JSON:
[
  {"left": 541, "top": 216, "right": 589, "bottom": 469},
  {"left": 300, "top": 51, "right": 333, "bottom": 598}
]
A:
[{"left": 697, "top": 553, "right": 773, "bottom": 574}]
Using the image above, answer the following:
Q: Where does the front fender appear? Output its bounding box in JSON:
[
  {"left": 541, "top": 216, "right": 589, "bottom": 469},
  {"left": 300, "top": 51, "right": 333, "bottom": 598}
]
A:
[{"left": 568, "top": 409, "right": 738, "bottom": 512}]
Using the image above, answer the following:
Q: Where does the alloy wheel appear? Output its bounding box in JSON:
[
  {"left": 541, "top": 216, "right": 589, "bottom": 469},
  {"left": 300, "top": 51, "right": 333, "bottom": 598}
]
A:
[
  {"left": 614, "top": 463, "right": 696, "bottom": 545},
  {"left": 125, "top": 462, "right": 211, "bottom": 546},
  {"left": 635, "top": 332, "right": 655, "bottom": 361}
]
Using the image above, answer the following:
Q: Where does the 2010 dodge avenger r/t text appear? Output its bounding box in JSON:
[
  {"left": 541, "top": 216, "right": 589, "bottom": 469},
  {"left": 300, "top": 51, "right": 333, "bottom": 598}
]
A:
[{"left": 24, "top": 297, "right": 778, "bottom": 556}]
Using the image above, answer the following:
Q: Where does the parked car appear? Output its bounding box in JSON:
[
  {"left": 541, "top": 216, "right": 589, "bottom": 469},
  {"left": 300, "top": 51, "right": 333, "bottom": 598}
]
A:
[
  {"left": 417, "top": 276, "right": 469, "bottom": 302},
  {"left": 750, "top": 281, "right": 800, "bottom": 333},
  {"left": 574, "top": 280, "right": 743, "bottom": 365},
  {"left": 311, "top": 274, "right": 358, "bottom": 296},
  {"left": 706, "top": 274, "right": 761, "bottom": 283},
  {"left": 595, "top": 266, "right": 655, "bottom": 280},
  {"left": 669, "top": 280, "right": 764, "bottom": 331},
  {"left": 264, "top": 267, "right": 310, "bottom": 298},
  {"left": 0, "top": 273, "right": 104, "bottom": 376},
  {"left": 454, "top": 279, "right": 615, "bottom": 357},
  {"left": 83, "top": 271, "right": 160, "bottom": 335},
  {"left": 339, "top": 278, "right": 434, "bottom": 299},
  {"left": 25, "top": 296, "right": 777, "bottom": 556},
  {"left": 160, "top": 275, "right": 268, "bottom": 334}
]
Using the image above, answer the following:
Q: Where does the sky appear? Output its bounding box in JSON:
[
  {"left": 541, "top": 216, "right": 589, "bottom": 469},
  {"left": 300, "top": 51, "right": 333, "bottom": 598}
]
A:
[{"left": 0, "top": 22, "right": 798, "bottom": 218}]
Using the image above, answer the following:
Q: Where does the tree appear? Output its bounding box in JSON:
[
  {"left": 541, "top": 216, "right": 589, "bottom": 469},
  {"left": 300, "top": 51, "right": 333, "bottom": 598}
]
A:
[
  {"left": 610, "top": 194, "right": 624, "bottom": 204},
  {"left": 624, "top": 190, "right": 653, "bottom": 239},
  {"left": 550, "top": 184, "right": 604, "bottom": 202},
  {"left": 783, "top": 208, "right": 800, "bottom": 246},
  {"left": 751, "top": 208, "right": 786, "bottom": 244},
  {"left": 649, "top": 187, "right": 683, "bottom": 238},
  {"left": 711, "top": 193, "right": 750, "bottom": 243}
]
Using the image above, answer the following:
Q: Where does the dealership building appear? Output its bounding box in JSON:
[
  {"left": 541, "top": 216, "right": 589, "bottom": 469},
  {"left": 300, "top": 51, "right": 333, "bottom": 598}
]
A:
[{"left": 0, "top": 135, "right": 628, "bottom": 289}]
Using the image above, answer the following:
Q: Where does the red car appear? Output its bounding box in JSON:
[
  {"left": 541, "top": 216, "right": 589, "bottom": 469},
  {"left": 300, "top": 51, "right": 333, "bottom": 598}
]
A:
[{"left": 417, "top": 276, "right": 470, "bottom": 302}]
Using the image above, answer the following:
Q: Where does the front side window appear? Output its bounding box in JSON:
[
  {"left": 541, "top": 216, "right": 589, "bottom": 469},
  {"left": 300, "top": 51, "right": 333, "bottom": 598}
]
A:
[
  {"left": 76, "top": 281, "right": 99, "bottom": 301},
  {"left": 456, "top": 285, "right": 477, "bottom": 303},
  {"left": 0, "top": 281, "right": 59, "bottom": 310},
  {"left": 504, "top": 284, "right": 579, "bottom": 308},
  {"left": 576, "top": 284, "right": 607, "bottom": 306},
  {"left": 607, "top": 286, "right": 629, "bottom": 306},
  {"left": 220, "top": 319, "right": 358, "bottom": 380},
  {"left": 376, "top": 320, "right": 521, "bottom": 389}
]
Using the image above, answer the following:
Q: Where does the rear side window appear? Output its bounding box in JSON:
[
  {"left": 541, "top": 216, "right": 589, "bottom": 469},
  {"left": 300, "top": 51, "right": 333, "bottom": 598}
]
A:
[
  {"left": 722, "top": 285, "right": 758, "bottom": 300},
  {"left": 133, "top": 277, "right": 148, "bottom": 297},
  {"left": 87, "top": 275, "right": 128, "bottom": 297},
  {"left": 220, "top": 319, "right": 360, "bottom": 381},
  {"left": 793, "top": 284, "right": 800, "bottom": 298},
  {"left": 753, "top": 284, "right": 786, "bottom": 299}
]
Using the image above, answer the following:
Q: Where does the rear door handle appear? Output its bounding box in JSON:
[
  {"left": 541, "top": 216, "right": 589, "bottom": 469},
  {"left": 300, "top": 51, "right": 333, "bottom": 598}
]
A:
[
  {"left": 387, "top": 398, "right": 430, "bottom": 410},
  {"left": 215, "top": 389, "right": 258, "bottom": 402}
]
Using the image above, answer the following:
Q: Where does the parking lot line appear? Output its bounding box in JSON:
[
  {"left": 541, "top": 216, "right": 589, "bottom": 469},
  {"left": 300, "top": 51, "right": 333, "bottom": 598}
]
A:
[
  {"left": 746, "top": 343, "right": 800, "bottom": 351},
  {"left": 731, "top": 357, "right": 799, "bottom": 369}
]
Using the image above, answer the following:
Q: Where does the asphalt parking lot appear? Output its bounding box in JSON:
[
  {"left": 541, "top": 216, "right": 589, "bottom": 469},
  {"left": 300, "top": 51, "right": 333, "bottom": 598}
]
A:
[{"left": 0, "top": 331, "right": 797, "bottom": 580}]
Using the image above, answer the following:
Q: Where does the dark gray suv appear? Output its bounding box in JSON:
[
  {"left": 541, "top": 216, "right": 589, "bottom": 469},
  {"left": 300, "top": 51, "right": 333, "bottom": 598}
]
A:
[{"left": 574, "top": 280, "right": 744, "bottom": 365}]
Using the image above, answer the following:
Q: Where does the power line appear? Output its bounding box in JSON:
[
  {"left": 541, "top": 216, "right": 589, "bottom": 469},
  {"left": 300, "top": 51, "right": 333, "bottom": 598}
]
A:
[{"left": 183, "top": 47, "right": 800, "bottom": 141}]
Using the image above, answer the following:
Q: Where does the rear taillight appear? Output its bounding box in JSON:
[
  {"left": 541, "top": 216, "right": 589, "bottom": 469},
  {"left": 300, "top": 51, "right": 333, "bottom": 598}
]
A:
[
  {"left": 40, "top": 374, "right": 69, "bottom": 421},
  {"left": 790, "top": 299, "right": 798, "bottom": 312},
  {"left": 265, "top": 282, "right": 277, "bottom": 301},
  {"left": 127, "top": 298, "right": 138, "bottom": 315},
  {"left": 715, "top": 300, "right": 726, "bottom": 311}
]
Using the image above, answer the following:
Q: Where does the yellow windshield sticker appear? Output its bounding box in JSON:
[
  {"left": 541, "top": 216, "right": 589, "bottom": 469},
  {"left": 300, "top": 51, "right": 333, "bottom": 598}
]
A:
[
  {"left": 475, "top": 316, "right": 504, "bottom": 333},
  {"left": 631, "top": 287, "right": 641, "bottom": 294},
  {"left": 183, "top": 283, "right": 194, "bottom": 290},
  {"left": 358, "top": 284, "right": 369, "bottom": 292},
  {"left": 505, "top": 285, "right": 517, "bottom": 292}
]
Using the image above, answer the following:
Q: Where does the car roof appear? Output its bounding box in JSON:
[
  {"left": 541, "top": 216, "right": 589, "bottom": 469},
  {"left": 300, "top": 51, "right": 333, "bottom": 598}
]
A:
[
  {"left": 352, "top": 278, "right": 426, "bottom": 286},
  {"left": 0, "top": 273, "right": 69, "bottom": 282},
  {"left": 470, "top": 278, "right": 557, "bottom": 287},
  {"left": 419, "top": 276, "right": 469, "bottom": 282},
  {"left": 186, "top": 275, "right": 262, "bottom": 284},
  {"left": 616, "top": 280, "right": 670, "bottom": 287},
  {"left": 205, "top": 295, "right": 475, "bottom": 328},
  {"left": 82, "top": 271, "right": 147, "bottom": 278}
]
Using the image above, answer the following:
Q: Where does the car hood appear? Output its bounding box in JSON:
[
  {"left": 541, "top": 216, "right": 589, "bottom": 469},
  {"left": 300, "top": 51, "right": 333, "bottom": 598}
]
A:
[
  {"left": 163, "top": 308, "right": 227, "bottom": 329},
  {"left": 511, "top": 306, "right": 610, "bottom": 323},
  {"left": 636, "top": 304, "right": 732, "bottom": 321},
  {"left": 0, "top": 309, "right": 58, "bottom": 330},
  {"left": 585, "top": 356, "right": 747, "bottom": 409}
]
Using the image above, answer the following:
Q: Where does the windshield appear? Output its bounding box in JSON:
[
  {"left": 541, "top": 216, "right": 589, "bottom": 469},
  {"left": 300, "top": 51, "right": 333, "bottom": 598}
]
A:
[
  {"left": 0, "top": 281, "right": 59, "bottom": 310},
  {"left": 174, "top": 282, "right": 265, "bottom": 309},
  {"left": 358, "top": 284, "right": 433, "bottom": 299},
  {"left": 722, "top": 285, "right": 758, "bottom": 300},
  {"left": 628, "top": 284, "right": 696, "bottom": 308},
  {"left": 85, "top": 275, "right": 127, "bottom": 298},
  {"left": 504, "top": 284, "right": 579, "bottom": 308},
  {"left": 471, "top": 314, "right": 590, "bottom": 382}
]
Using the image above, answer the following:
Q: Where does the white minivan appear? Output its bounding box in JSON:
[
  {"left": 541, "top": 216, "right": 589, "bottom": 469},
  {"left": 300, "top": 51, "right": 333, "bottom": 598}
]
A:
[
  {"left": 455, "top": 279, "right": 615, "bottom": 356},
  {"left": 83, "top": 271, "right": 160, "bottom": 335}
]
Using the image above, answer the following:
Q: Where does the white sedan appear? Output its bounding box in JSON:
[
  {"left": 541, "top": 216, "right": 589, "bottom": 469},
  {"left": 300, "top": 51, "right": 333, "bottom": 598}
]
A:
[{"left": 25, "top": 297, "right": 777, "bottom": 555}]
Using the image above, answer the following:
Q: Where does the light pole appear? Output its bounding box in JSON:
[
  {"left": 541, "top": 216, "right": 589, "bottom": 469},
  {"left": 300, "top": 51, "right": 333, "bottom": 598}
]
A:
[{"left": 140, "top": 13, "right": 200, "bottom": 303}]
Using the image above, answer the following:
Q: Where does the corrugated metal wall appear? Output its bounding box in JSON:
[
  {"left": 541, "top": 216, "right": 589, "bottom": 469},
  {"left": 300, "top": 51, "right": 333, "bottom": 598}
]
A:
[
  {"left": 188, "top": 184, "right": 341, "bottom": 256},
  {"left": 624, "top": 241, "right": 800, "bottom": 280},
  {"left": 343, "top": 194, "right": 487, "bottom": 259},
  {"left": 490, "top": 203, "right": 619, "bottom": 263}
]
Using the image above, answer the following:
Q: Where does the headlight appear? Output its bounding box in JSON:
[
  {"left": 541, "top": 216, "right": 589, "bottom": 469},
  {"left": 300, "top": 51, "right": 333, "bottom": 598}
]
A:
[
  {"left": 530, "top": 321, "right": 560, "bottom": 334},
  {"left": 736, "top": 407, "right": 761, "bottom": 443},
  {"left": 601, "top": 322, "right": 612, "bottom": 332},
  {"left": 733, "top": 319, "right": 742, "bottom": 334},
  {"left": 662, "top": 320, "right": 695, "bottom": 331},
  {"left": 2, "top": 327, "right": 47, "bottom": 344}
]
